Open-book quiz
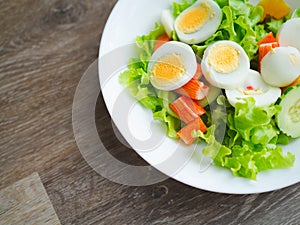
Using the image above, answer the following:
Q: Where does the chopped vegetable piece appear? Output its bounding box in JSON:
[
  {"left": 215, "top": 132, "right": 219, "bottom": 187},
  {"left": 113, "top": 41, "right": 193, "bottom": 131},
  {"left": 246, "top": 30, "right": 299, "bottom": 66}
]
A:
[
  {"left": 258, "top": 32, "right": 277, "bottom": 45},
  {"left": 246, "top": 85, "right": 254, "bottom": 91},
  {"left": 170, "top": 96, "right": 206, "bottom": 124},
  {"left": 276, "top": 84, "right": 300, "bottom": 138},
  {"left": 192, "top": 64, "right": 203, "bottom": 80},
  {"left": 258, "top": 42, "right": 279, "bottom": 71},
  {"left": 174, "top": 79, "right": 209, "bottom": 100},
  {"left": 177, "top": 117, "right": 207, "bottom": 145},
  {"left": 258, "top": 0, "right": 291, "bottom": 20},
  {"left": 153, "top": 33, "right": 171, "bottom": 51}
]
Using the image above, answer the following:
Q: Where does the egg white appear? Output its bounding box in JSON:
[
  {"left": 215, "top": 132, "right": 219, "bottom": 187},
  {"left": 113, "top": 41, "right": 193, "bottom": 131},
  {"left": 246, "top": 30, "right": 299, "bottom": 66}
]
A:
[
  {"left": 278, "top": 18, "right": 300, "bottom": 51},
  {"left": 174, "top": 0, "right": 222, "bottom": 44},
  {"left": 148, "top": 41, "right": 197, "bottom": 91},
  {"left": 161, "top": 9, "right": 175, "bottom": 38},
  {"left": 225, "top": 70, "right": 281, "bottom": 107},
  {"left": 201, "top": 40, "right": 250, "bottom": 90},
  {"left": 261, "top": 46, "right": 300, "bottom": 87}
]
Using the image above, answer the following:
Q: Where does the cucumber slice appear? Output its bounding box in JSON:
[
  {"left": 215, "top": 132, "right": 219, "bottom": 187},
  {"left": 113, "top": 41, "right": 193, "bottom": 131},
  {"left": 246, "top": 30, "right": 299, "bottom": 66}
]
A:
[{"left": 276, "top": 84, "right": 300, "bottom": 138}]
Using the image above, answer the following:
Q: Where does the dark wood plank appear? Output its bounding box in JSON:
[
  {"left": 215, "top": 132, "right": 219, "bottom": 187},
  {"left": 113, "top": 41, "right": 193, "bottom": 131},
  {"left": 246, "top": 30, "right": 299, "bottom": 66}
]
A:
[{"left": 0, "top": 0, "right": 117, "bottom": 189}]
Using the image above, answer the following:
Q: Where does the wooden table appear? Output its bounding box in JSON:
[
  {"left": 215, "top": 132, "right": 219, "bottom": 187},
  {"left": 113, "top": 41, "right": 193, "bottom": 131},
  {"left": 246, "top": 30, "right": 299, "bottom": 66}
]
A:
[{"left": 1, "top": 0, "right": 300, "bottom": 224}]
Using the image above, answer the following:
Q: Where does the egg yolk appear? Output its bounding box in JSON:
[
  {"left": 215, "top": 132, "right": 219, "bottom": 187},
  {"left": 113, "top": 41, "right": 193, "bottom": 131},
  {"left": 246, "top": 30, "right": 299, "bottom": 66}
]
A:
[
  {"left": 150, "top": 53, "right": 186, "bottom": 81},
  {"left": 208, "top": 44, "right": 240, "bottom": 73},
  {"left": 177, "top": 2, "right": 211, "bottom": 34}
]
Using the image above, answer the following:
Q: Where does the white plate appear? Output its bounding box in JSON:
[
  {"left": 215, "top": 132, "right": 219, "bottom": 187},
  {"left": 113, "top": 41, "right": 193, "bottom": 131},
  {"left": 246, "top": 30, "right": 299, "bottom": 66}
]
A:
[{"left": 98, "top": 0, "right": 300, "bottom": 194}]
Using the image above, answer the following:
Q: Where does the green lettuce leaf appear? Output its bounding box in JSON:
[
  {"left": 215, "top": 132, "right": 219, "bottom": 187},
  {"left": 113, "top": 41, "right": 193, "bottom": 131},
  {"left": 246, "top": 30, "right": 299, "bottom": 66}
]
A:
[
  {"left": 214, "top": 0, "right": 228, "bottom": 8},
  {"left": 292, "top": 8, "right": 300, "bottom": 18},
  {"left": 119, "top": 68, "right": 143, "bottom": 86},
  {"left": 233, "top": 98, "right": 280, "bottom": 145},
  {"left": 136, "top": 22, "right": 166, "bottom": 64},
  {"left": 194, "top": 126, "right": 231, "bottom": 167},
  {"left": 153, "top": 108, "right": 180, "bottom": 139},
  {"left": 266, "top": 18, "right": 285, "bottom": 34},
  {"left": 228, "top": 0, "right": 251, "bottom": 16},
  {"left": 194, "top": 97, "right": 295, "bottom": 180}
]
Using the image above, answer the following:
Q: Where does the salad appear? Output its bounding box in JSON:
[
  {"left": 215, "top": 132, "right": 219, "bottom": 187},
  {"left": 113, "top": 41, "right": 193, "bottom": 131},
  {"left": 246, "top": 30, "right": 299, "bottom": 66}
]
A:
[{"left": 119, "top": 0, "right": 300, "bottom": 180}]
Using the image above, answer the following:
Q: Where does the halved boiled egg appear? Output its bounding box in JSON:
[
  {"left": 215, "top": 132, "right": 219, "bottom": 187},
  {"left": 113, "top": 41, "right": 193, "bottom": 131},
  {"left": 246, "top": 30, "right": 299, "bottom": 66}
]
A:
[
  {"left": 261, "top": 46, "right": 300, "bottom": 87},
  {"left": 277, "top": 18, "right": 300, "bottom": 51},
  {"left": 201, "top": 40, "right": 250, "bottom": 89},
  {"left": 174, "top": 0, "right": 222, "bottom": 44},
  {"left": 148, "top": 41, "right": 197, "bottom": 91},
  {"left": 225, "top": 70, "right": 281, "bottom": 107}
]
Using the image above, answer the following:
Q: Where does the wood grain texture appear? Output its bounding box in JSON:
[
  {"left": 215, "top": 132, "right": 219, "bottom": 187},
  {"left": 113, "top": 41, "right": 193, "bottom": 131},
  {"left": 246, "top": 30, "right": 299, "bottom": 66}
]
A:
[
  {"left": 0, "top": 172, "right": 61, "bottom": 225},
  {"left": 1, "top": 0, "right": 300, "bottom": 224},
  {"left": 0, "top": 0, "right": 117, "bottom": 189}
]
